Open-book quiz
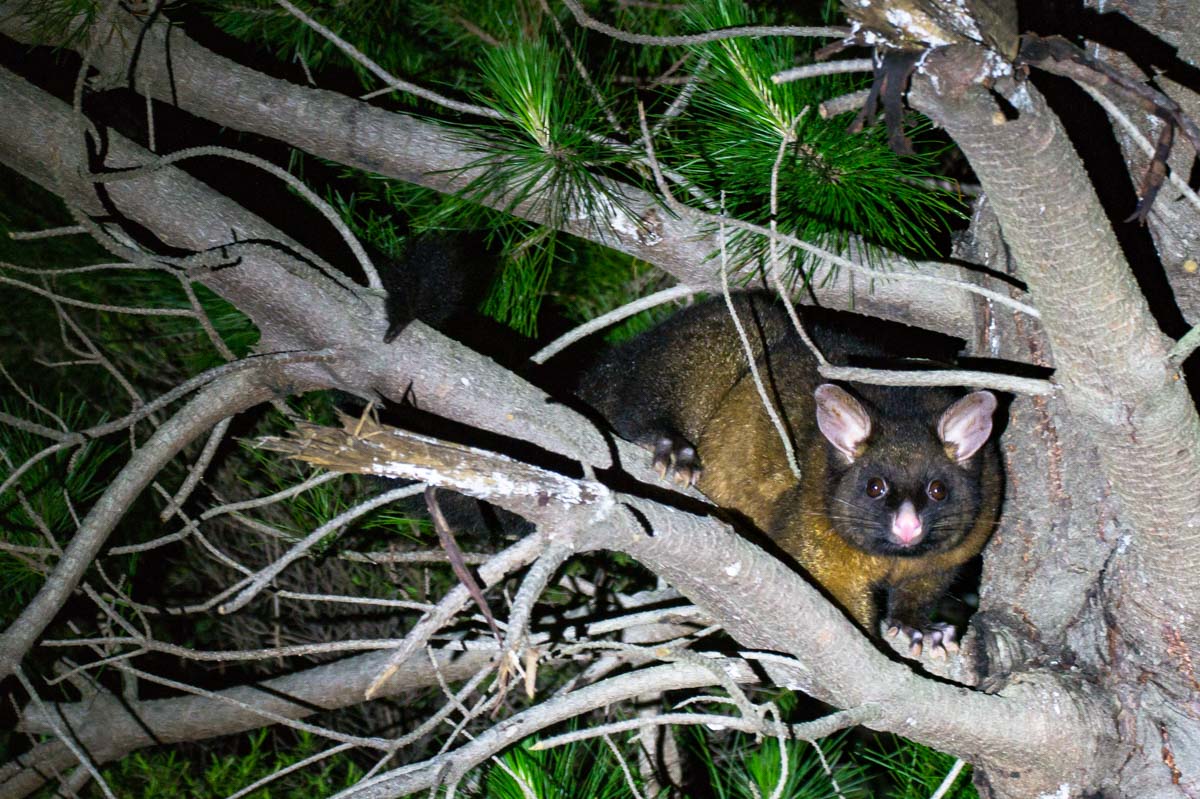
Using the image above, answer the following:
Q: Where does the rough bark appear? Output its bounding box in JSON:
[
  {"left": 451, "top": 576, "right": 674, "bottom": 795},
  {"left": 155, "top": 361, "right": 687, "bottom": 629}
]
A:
[
  {"left": 912, "top": 43, "right": 1200, "bottom": 797},
  {"left": 954, "top": 201, "right": 1122, "bottom": 677}
]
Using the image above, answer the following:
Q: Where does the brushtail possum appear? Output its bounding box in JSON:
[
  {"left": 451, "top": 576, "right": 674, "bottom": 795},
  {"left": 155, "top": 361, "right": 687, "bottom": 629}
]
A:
[{"left": 580, "top": 292, "right": 1002, "bottom": 656}]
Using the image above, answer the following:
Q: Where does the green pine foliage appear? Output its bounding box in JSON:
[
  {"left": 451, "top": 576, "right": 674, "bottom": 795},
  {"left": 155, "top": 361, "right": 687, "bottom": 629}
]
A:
[
  {"left": 692, "top": 729, "right": 871, "bottom": 799},
  {"left": 460, "top": 39, "right": 636, "bottom": 232},
  {"left": 665, "top": 0, "right": 962, "bottom": 284},
  {"left": 202, "top": 0, "right": 963, "bottom": 333},
  {"left": 479, "top": 228, "right": 558, "bottom": 337},
  {"left": 4, "top": 0, "right": 102, "bottom": 46},
  {"left": 861, "top": 735, "right": 977, "bottom": 799},
  {"left": 467, "top": 736, "right": 647, "bottom": 799}
]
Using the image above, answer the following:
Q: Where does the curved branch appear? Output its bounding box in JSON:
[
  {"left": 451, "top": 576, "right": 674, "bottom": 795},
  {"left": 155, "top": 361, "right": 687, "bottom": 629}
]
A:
[{"left": 559, "top": 0, "right": 847, "bottom": 46}]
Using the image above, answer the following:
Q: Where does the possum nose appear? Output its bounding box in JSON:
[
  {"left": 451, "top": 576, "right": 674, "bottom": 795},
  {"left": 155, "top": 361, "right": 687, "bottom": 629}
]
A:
[{"left": 891, "top": 500, "right": 924, "bottom": 545}]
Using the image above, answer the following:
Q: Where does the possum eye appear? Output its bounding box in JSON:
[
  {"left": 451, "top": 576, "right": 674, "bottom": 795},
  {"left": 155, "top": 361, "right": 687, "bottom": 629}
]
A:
[
  {"left": 865, "top": 477, "right": 888, "bottom": 498},
  {"left": 927, "top": 480, "right": 947, "bottom": 502}
]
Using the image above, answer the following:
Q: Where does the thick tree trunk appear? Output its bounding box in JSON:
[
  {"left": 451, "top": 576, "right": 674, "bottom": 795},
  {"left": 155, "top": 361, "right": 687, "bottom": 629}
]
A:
[{"left": 912, "top": 43, "right": 1200, "bottom": 798}]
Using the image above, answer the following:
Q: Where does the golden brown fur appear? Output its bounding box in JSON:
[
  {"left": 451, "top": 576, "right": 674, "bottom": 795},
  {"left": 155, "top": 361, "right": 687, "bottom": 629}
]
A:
[{"left": 580, "top": 292, "right": 1002, "bottom": 639}]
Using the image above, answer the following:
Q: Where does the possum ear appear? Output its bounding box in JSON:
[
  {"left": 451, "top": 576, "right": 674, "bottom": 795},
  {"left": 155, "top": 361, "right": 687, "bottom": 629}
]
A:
[
  {"left": 815, "top": 384, "right": 872, "bottom": 461},
  {"left": 938, "top": 391, "right": 997, "bottom": 463}
]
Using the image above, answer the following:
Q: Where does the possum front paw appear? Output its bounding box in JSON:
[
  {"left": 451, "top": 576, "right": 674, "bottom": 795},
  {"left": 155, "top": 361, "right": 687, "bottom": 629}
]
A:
[
  {"left": 884, "top": 620, "right": 958, "bottom": 659},
  {"left": 651, "top": 435, "right": 701, "bottom": 487}
]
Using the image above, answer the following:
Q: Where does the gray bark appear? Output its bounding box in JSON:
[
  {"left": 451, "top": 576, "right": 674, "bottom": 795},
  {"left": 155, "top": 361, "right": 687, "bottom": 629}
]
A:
[
  {"left": 3, "top": 2, "right": 1200, "bottom": 797},
  {"left": 911, "top": 42, "right": 1200, "bottom": 798}
]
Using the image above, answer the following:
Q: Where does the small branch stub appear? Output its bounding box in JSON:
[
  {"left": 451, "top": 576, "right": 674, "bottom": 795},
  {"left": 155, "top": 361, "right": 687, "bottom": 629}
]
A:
[{"left": 257, "top": 410, "right": 605, "bottom": 508}]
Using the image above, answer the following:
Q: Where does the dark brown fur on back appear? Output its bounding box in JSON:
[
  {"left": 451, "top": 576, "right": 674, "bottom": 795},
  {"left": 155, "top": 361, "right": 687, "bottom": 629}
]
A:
[{"left": 579, "top": 292, "right": 1003, "bottom": 634}]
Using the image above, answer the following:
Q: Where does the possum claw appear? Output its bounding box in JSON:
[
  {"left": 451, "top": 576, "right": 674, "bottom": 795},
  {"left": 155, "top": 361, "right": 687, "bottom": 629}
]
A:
[
  {"left": 651, "top": 435, "right": 702, "bottom": 486},
  {"left": 884, "top": 620, "right": 958, "bottom": 659}
]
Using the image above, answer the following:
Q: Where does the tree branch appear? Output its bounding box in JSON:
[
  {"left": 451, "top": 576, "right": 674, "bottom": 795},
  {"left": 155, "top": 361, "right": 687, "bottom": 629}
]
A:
[
  {"left": 6, "top": 647, "right": 498, "bottom": 799},
  {"left": 0, "top": 65, "right": 622, "bottom": 472},
  {"left": 260, "top": 416, "right": 1100, "bottom": 789},
  {"left": 0, "top": 367, "right": 286, "bottom": 683},
  {"left": 0, "top": 4, "right": 1017, "bottom": 342}
]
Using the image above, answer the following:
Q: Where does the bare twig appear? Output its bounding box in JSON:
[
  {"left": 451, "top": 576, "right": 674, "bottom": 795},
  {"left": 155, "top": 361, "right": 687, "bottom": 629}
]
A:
[
  {"left": 772, "top": 58, "right": 874, "bottom": 84},
  {"left": 178, "top": 275, "right": 237, "bottom": 360},
  {"left": 718, "top": 212, "right": 802, "bottom": 479},
  {"left": 275, "top": 0, "right": 504, "bottom": 121},
  {"left": 561, "top": 0, "right": 846, "bottom": 46},
  {"left": 604, "top": 734, "right": 648, "bottom": 799},
  {"left": 41, "top": 635, "right": 406, "bottom": 662},
  {"left": 158, "top": 416, "right": 230, "bottom": 522},
  {"left": 426, "top": 486, "right": 502, "bottom": 642},
  {"left": 272, "top": 591, "right": 433, "bottom": 611},
  {"left": 538, "top": 0, "right": 626, "bottom": 138},
  {"left": 0, "top": 349, "right": 333, "bottom": 449},
  {"left": 225, "top": 742, "right": 356, "bottom": 799},
  {"left": 531, "top": 284, "right": 699, "bottom": 363},
  {"left": 819, "top": 88, "right": 871, "bottom": 118},
  {"left": 1168, "top": 326, "right": 1200, "bottom": 366},
  {"left": 365, "top": 533, "right": 546, "bottom": 699},
  {"left": 8, "top": 225, "right": 88, "bottom": 240},
  {"left": 812, "top": 738, "right": 848, "bottom": 799},
  {"left": 499, "top": 541, "right": 574, "bottom": 688},
  {"left": 930, "top": 758, "right": 968, "bottom": 799},
  {"left": 0, "top": 273, "right": 194, "bottom": 316},
  {"left": 218, "top": 483, "right": 426, "bottom": 615},
  {"left": 648, "top": 54, "right": 709, "bottom": 140},
  {"left": 1080, "top": 85, "right": 1200, "bottom": 218},
  {"left": 339, "top": 549, "right": 491, "bottom": 565},
  {"left": 0, "top": 368, "right": 283, "bottom": 682}
]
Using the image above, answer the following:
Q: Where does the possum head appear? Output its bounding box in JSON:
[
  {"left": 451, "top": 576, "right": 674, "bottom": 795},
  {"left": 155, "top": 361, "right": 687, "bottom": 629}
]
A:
[{"left": 814, "top": 384, "right": 997, "bottom": 557}]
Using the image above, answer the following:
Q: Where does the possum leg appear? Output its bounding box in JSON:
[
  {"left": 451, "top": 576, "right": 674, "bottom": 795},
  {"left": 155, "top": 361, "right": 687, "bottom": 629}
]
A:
[
  {"left": 883, "top": 573, "right": 959, "bottom": 658},
  {"left": 651, "top": 435, "right": 701, "bottom": 487},
  {"left": 885, "top": 620, "right": 959, "bottom": 659}
]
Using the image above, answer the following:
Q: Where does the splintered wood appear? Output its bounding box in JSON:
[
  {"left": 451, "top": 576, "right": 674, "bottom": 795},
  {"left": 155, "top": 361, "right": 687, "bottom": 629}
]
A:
[{"left": 257, "top": 410, "right": 601, "bottom": 507}]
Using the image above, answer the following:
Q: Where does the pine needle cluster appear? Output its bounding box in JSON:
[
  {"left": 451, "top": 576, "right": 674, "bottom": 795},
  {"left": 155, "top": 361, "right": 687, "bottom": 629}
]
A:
[
  {"left": 664, "top": 0, "right": 962, "bottom": 282},
  {"left": 200, "top": 0, "right": 963, "bottom": 331}
]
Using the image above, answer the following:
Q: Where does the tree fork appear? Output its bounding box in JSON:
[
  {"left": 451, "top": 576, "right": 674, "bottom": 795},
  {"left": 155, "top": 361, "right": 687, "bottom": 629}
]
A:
[
  {"left": 911, "top": 44, "right": 1200, "bottom": 796},
  {"left": 913, "top": 44, "right": 1200, "bottom": 629}
]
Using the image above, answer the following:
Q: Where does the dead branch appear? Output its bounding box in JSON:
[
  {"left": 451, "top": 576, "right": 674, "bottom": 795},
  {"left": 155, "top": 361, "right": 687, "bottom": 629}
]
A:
[{"left": 0, "top": 367, "right": 289, "bottom": 682}]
